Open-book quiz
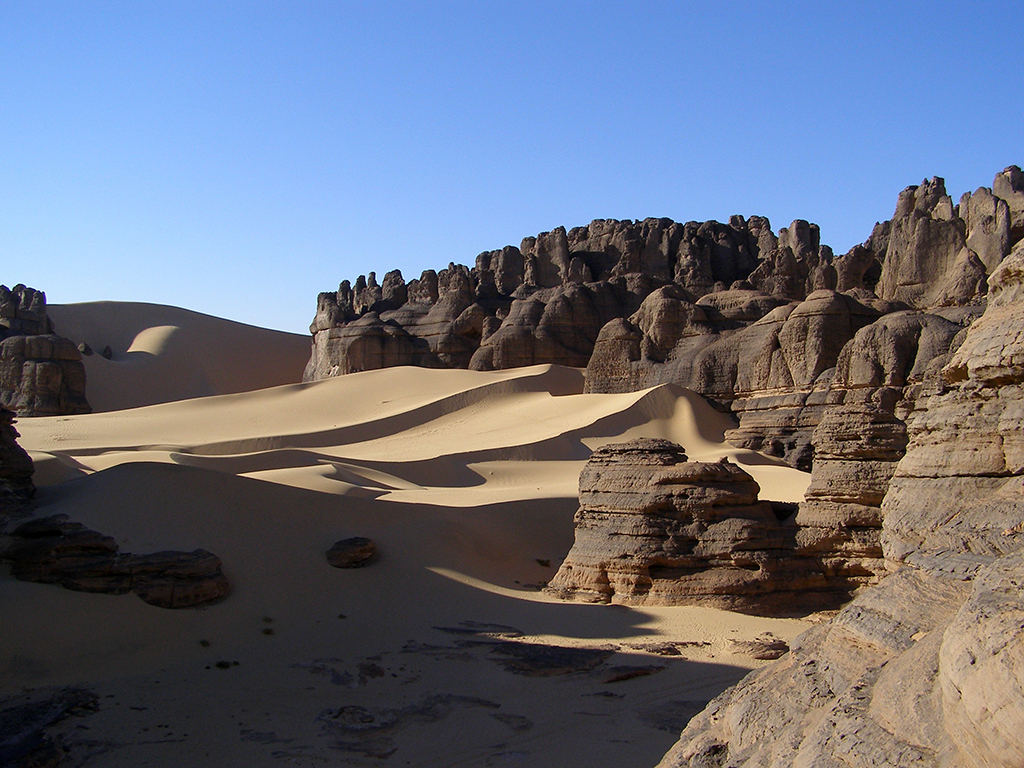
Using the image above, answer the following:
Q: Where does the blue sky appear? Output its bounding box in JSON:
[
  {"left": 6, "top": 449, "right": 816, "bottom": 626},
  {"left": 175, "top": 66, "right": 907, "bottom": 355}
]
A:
[{"left": 2, "top": 1, "right": 1021, "bottom": 334}]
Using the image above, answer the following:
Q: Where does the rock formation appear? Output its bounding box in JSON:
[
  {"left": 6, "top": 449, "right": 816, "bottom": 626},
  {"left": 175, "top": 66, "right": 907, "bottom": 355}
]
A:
[
  {"left": 547, "top": 439, "right": 842, "bottom": 613},
  {"left": 792, "top": 406, "right": 907, "bottom": 586},
  {"left": 583, "top": 174, "right": 1013, "bottom": 470},
  {"left": 2, "top": 514, "right": 230, "bottom": 609},
  {"left": 875, "top": 176, "right": 987, "bottom": 308},
  {"left": 307, "top": 167, "right": 1022, "bottom": 479},
  {"left": 0, "top": 406, "right": 34, "bottom": 510},
  {"left": 654, "top": 239, "right": 1024, "bottom": 768},
  {"left": 306, "top": 216, "right": 788, "bottom": 380},
  {"left": 0, "top": 284, "right": 90, "bottom": 416},
  {"left": 549, "top": 430, "right": 919, "bottom": 613}
]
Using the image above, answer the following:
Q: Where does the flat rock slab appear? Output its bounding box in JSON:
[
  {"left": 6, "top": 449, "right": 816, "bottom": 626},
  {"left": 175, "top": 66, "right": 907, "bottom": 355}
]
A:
[{"left": 326, "top": 537, "right": 377, "bottom": 568}]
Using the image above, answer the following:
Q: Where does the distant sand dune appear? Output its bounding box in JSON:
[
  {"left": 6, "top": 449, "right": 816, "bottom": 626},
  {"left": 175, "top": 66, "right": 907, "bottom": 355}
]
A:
[{"left": 48, "top": 301, "right": 312, "bottom": 411}]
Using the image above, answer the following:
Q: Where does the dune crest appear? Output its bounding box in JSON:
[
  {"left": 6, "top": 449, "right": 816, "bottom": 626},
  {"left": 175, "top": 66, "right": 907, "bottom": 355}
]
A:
[{"left": 19, "top": 365, "right": 809, "bottom": 508}]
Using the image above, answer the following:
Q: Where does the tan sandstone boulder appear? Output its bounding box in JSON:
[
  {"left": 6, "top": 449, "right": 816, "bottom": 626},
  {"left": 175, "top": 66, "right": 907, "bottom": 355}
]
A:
[{"left": 546, "top": 439, "right": 831, "bottom": 613}]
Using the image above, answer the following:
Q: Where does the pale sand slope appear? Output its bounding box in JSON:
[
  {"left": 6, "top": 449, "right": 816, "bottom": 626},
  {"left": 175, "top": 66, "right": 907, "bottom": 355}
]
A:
[
  {"left": 7, "top": 364, "right": 812, "bottom": 768},
  {"left": 48, "top": 301, "right": 312, "bottom": 411}
]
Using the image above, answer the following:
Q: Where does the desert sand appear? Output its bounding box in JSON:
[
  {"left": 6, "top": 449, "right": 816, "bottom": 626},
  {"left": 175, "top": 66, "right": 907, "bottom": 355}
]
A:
[
  {"left": 47, "top": 301, "right": 312, "bottom": 412},
  {"left": 3, "top": 302, "right": 813, "bottom": 767}
]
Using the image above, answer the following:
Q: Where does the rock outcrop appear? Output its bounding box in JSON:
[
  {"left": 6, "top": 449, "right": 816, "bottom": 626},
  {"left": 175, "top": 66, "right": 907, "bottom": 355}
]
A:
[
  {"left": 0, "top": 285, "right": 90, "bottom": 416},
  {"left": 307, "top": 167, "right": 1023, "bottom": 480},
  {"left": 306, "top": 216, "right": 806, "bottom": 381},
  {"left": 875, "top": 177, "right": 987, "bottom": 308},
  {"left": 792, "top": 406, "right": 907, "bottom": 586},
  {"left": 0, "top": 406, "right": 34, "bottom": 510},
  {"left": 548, "top": 432, "right": 922, "bottom": 614},
  {"left": 2, "top": 515, "right": 229, "bottom": 609},
  {"left": 583, "top": 174, "right": 1016, "bottom": 470},
  {"left": 547, "top": 439, "right": 841, "bottom": 613},
  {"left": 655, "top": 240, "right": 1024, "bottom": 768},
  {"left": 326, "top": 536, "right": 377, "bottom": 568}
]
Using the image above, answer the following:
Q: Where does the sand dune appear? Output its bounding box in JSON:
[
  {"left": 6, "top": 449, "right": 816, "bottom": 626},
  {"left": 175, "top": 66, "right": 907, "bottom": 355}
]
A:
[
  {"left": 23, "top": 364, "right": 809, "bottom": 506},
  {"left": 48, "top": 301, "right": 312, "bottom": 411},
  {"left": 5, "top": 308, "right": 812, "bottom": 767}
]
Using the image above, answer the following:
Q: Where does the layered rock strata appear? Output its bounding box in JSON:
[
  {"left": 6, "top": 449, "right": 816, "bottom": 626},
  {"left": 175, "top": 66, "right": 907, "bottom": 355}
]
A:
[
  {"left": 655, "top": 240, "right": 1024, "bottom": 768},
  {"left": 546, "top": 439, "right": 837, "bottom": 613},
  {"left": 0, "top": 284, "right": 90, "bottom": 416},
  {"left": 2, "top": 515, "right": 230, "bottom": 609},
  {"left": 793, "top": 406, "right": 907, "bottom": 585}
]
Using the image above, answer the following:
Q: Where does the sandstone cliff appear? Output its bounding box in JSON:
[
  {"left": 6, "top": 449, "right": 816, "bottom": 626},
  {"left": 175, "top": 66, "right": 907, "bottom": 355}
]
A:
[
  {"left": 654, "top": 240, "right": 1024, "bottom": 768},
  {"left": 583, "top": 169, "right": 1020, "bottom": 470},
  {"left": 0, "top": 284, "right": 90, "bottom": 416}
]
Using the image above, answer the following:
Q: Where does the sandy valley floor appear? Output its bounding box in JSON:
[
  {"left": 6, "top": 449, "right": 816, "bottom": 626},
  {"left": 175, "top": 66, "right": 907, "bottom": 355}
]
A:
[{"left": 3, "top": 304, "right": 813, "bottom": 767}]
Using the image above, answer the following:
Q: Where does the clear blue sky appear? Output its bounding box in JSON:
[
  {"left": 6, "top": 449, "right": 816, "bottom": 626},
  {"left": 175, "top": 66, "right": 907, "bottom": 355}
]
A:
[{"left": 2, "top": 1, "right": 1021, "bottom": 334}]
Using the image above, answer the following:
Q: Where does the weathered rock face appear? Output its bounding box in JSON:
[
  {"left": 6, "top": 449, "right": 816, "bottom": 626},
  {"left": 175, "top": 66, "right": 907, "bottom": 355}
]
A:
[
  {"left": 0, "top": 284, "right": 90, "bottom": 417},
  {"left": 469, "top": 275, "right": 658, "bottom": 371},
  {"left": 586, "top": 289, "right": 916, "bottom": 470},
  {"left": 0, "top": 284, "right": 51, "bottom": 336},
  {"left": 306, "top": 216, "right": 809, "bottom": 381},
  {"left": 657, "top": 565, "right": 979, "bottom": 768},
  {"left": 875, "top": 176, "right": 983, "bottom": 308},
  {"left": 655, "top": 239, "right": 1024, "bottom": 768},
  {"left": 585, "top": 216, "right": 991, "bottom": 470},
  {"left": 582, "top": 170, "right": 1018, "bottom": 471},
  {"left": 794, "top": 406, "right": 907, "bottom": 586},
  {"left": 882, "top": 241, "right": 1024, "bottom": 567},
  {"left": 304, "top": 311, "right": 440, "bottom": 378},
  {"left": 2, "top": 515, "right": 229, "bottom": 609},
  {"left": 547, "top": 439, "right": 840, "bottom": 613},
  {"left": 993, "top": 164, "right": 1024, "bottom": 243}
]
